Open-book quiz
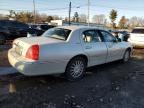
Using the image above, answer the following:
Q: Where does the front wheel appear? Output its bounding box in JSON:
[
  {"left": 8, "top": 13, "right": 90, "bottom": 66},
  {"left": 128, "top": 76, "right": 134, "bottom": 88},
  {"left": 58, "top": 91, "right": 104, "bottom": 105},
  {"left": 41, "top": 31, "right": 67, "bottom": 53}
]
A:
[
  {"left": 65, "top": 57, "right": 87, "bottom": 81},
  {"left": 122, "top": 49, "right": 131, "bottom": 62}
]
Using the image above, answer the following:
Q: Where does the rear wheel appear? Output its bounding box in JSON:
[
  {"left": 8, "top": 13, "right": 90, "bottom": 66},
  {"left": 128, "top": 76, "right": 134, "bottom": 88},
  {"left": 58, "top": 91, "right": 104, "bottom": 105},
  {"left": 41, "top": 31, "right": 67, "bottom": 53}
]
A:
[
  {"left": 65, "top": 57, "right": 87, "bottom": 81},
  {"left": 122, "top": 49, "right": 130, "bottom": 62}
]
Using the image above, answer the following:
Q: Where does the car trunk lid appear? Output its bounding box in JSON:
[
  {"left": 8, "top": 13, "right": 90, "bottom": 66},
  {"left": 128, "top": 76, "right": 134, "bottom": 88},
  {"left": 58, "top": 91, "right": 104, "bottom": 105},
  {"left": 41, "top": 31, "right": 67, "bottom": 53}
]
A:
[{"left": 13, "top": 36, "right": 63, "bottom": 57}]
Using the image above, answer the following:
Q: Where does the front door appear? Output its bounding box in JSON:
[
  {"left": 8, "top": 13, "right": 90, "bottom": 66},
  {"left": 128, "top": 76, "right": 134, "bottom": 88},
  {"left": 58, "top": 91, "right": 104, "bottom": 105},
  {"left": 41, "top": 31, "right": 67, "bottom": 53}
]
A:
[{"left": 99, "top": 30, "right": 123, "bottom": 62}]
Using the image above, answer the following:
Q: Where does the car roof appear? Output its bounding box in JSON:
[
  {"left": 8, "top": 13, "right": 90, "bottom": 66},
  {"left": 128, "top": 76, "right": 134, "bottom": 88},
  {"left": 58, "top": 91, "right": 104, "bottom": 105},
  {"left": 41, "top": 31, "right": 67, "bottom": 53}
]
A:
[{"left": 56, "top": 26, "right": 102, "bottom": 31}]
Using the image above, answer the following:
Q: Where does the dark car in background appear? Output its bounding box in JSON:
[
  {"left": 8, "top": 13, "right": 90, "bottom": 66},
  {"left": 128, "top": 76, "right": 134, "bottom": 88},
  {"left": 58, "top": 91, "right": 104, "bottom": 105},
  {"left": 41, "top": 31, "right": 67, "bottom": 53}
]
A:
[
  {"left": 119, "top": 31, "right": 130, "bottom": 41},
  {"left": 29, "top": 24, "right": 56, "bottom": 36},
  {"left": 0, "top": 20, "right": 37, "bottom": 44}
]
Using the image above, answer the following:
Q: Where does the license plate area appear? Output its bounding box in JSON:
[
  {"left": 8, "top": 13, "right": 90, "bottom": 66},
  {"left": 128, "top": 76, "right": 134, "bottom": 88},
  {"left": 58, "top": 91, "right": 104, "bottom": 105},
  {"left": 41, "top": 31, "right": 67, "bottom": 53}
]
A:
[{"left": 15, "top": 45, "right": 23, "bottom": 55}]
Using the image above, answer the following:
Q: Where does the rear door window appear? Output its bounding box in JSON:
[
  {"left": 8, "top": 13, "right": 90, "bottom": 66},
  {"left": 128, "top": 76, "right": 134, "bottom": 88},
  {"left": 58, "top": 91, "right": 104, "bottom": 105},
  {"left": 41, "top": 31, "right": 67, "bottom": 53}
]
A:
[{"left": 83, "top": 30, "right": 102, "bottom": 43}]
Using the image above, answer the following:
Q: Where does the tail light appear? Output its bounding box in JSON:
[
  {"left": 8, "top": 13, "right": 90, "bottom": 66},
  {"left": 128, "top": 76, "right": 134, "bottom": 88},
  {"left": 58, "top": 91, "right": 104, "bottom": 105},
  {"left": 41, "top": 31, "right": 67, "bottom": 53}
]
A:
[{"left": 26, "top": 45, "right": 39, "bottom": 60}]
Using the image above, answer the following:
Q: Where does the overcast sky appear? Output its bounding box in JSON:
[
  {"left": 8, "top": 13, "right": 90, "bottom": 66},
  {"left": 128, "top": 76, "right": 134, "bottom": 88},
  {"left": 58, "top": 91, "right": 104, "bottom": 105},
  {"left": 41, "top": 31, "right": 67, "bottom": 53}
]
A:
[{"left": 0, "top": 0, "right": 144, "bottom": 22}]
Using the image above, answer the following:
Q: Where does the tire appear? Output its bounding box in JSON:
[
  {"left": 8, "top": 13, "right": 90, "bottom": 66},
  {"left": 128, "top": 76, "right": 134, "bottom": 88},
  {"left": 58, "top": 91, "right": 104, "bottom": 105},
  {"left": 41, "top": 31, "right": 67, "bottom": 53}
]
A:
[
  {"left": 122, "top": 49, "right": 130, "bottom": 63},
  {"left": 65, "top": 56, "right": 87, "bottom": 81}
]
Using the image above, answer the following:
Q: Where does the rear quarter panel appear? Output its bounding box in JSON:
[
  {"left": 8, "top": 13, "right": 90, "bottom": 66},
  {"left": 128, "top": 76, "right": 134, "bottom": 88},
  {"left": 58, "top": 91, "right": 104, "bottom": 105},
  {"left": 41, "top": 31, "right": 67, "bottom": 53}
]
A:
[{"left": 39, "top": 29, "right": 86, "bottom": 73}]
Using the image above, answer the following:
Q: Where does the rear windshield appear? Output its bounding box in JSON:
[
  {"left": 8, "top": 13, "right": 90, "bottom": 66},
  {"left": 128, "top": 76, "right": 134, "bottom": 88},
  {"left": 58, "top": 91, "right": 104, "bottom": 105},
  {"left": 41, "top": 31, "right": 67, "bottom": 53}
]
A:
[
  {"left": 131, "top": 29, "right": 144, "bottom": 34},
  {"left": 42, "top": 28, "right": 71, "bottom": 41}
]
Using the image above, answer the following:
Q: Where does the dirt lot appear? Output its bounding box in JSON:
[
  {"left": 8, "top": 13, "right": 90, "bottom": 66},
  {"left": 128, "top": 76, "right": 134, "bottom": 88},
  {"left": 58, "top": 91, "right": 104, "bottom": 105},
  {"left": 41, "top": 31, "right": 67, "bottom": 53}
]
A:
[{"left": 0, "top": 48, "right": 144, "bottom": 108}]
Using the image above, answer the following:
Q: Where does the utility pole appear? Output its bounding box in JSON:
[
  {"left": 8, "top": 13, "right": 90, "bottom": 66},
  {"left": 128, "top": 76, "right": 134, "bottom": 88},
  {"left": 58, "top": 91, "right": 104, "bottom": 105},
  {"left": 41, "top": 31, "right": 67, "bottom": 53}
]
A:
[
  {"left": 87, "top": 0, "right": 90, "bottom": 26},
  {"left": 33, "top": 0, "right": 36, "bottom": 24},
  {"left": 68, "top": 2, "right": 71, "bottom": 26}
]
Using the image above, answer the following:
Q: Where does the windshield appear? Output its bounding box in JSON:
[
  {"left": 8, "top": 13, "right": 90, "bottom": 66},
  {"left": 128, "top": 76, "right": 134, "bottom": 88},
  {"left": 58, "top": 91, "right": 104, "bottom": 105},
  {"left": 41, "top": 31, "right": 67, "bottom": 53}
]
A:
[
  {"left": 42, "top": 28, "right": 71, "bottom": 41},
  {"left": 131, "top": 29, "right": 144, "bottom": 34}
]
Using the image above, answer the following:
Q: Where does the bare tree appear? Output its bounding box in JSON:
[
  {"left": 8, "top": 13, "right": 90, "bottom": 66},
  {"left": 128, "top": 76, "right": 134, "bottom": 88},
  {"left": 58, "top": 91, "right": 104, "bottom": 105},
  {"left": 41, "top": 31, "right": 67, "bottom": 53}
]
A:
[
  {"left": 79, "top": 14, "right": 86, "bottom": 23},
  {"left": 128, "top": 16, "right": 144, "bottom": 28},
  {"left": 7, "top": 10, "right": 17, "bottom": 20},
  {"left": 47, "top": 16, "right": 53, "bottom": 22},
  {"left": 15, "top": 11, "right": 33, "bottom": 23},
  {"left": 118, "top": 16, "right": 128, "bottom": 29},
  {"left": 92, "top": 14, "right": 106, "bottom": 24},
  {"left": 53, "top": 15, "right": 60, "bottom": 20}
]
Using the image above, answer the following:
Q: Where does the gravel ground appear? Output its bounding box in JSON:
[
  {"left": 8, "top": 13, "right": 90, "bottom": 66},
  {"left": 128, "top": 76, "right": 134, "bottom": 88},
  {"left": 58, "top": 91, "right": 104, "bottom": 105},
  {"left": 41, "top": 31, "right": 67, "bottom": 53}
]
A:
[{"left": 0, "top": 49, "right": 144, "bottom": 108}]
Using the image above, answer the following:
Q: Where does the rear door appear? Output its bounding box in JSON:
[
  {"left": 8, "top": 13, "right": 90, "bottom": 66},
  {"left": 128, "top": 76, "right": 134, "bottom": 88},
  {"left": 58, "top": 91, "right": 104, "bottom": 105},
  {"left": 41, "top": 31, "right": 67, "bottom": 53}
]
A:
[
  {"left": 81, "top": 29, "right": 107, "bottom": 66},
  {"left": 99, "top": 30, "right": 124, "bottom": 62}
]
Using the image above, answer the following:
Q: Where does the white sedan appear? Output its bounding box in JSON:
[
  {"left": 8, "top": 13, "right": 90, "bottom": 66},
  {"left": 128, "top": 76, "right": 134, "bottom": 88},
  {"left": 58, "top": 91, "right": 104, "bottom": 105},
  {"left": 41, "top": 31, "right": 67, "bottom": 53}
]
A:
[{"left": 8, "top": 26, "right": 133, "bottom": 81}]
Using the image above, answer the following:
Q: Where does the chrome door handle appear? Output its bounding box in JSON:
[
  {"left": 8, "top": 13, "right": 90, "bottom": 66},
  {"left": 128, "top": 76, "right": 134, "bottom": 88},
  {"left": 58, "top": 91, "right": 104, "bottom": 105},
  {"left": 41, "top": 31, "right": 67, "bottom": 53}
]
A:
[
  {"left": 85, "top": 46, "right": 92, "bottom": 49},
  {"left": 108, "top": 45, "right": 112, "bottom": 48},
  {"left": 108, "top": 44, "right": 113, "bottom": 48}
]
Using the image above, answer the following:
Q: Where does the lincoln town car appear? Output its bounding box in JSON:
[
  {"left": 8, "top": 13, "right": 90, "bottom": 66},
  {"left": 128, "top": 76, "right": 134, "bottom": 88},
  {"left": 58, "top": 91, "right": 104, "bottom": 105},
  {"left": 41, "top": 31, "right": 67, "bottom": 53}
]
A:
[{"left": 8, "top": 26, "right": 133, "bottom": 81}]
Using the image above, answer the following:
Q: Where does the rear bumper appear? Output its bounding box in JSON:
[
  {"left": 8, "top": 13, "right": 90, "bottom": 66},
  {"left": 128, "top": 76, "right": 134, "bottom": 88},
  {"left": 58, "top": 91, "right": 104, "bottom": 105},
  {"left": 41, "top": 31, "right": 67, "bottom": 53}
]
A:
[{"left": 8, "top": 49, "right": 67, "bottom": 76}]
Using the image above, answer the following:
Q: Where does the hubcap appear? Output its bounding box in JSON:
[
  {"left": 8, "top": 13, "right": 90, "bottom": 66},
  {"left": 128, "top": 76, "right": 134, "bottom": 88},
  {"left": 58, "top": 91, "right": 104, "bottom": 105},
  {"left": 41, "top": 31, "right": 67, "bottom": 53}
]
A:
[{"left": 70, "top": 60, "right": 84, "bottom": 78}]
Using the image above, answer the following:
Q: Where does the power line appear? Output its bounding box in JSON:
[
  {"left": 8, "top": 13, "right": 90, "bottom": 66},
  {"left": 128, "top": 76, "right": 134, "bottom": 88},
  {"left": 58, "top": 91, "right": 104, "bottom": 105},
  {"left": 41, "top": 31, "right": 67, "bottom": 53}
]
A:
[
  {"left": 0, "top": 9, "right": 30, "bottom": 11},
  {"left": 0, "top": 2, "right": 144, "bottom": 13},
  {"left": 0, "top": 0, "right": 144, "bottom": 11},
  {"left": 0, "top": 4, "right": 86, "bottom": 12},
  {"left": 37, "top": 4, "right": 86, "bottom": 11},
  {"left": 90, "top": 4, "right": 144, "bottom": 11}
]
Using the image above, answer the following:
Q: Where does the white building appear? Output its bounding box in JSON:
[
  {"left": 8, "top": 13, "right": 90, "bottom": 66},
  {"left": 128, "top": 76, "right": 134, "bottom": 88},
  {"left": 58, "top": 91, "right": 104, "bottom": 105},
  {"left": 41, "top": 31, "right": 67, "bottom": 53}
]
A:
[{"left": 51, "top": 20, "right": 107, "bottom": 30}]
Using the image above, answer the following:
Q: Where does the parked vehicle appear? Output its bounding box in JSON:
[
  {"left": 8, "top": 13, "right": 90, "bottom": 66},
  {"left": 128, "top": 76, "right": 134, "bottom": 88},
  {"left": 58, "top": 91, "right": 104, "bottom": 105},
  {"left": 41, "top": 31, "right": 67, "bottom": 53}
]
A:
[
  {"left": 8, "top": 26, "right": 133, "bottom": 81},
  {"left": 0, "top": 20, "right": 37, "bottom": 44},
  {"left": 110, "top": 30, "right": 129, "bottom": 41},
  {"left": 118, "top": 31, "right": 130, "bottom": 41},
  {"left": 128, "top": 27, "right": 144, "bottom": 47},
  {"left": 0, "top": 26, "right": 8, "bottom": 44},
  {"left": 29, "top": 24, "right": 56, "bottom": 36}
]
